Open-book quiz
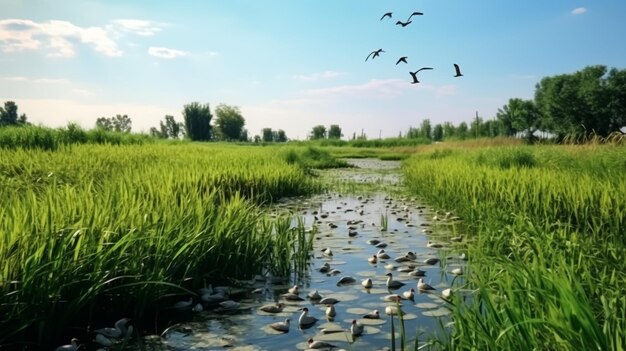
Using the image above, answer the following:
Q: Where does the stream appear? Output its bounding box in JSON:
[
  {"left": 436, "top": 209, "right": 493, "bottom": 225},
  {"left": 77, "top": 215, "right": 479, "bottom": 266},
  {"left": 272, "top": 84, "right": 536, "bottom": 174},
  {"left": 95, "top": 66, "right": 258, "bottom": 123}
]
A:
[{"left": 134, "top": 159, "right": 467, "bottom": 351}]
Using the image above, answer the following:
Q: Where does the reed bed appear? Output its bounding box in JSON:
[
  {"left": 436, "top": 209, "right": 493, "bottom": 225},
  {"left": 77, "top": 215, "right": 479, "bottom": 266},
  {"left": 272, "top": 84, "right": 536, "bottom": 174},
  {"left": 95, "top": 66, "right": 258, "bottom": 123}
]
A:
[
  {"left": 0, "top": 143, "right": 318, "bottom": 347},
  {"left": 403, "top": 145, "right": 626, "bottom": 350}
]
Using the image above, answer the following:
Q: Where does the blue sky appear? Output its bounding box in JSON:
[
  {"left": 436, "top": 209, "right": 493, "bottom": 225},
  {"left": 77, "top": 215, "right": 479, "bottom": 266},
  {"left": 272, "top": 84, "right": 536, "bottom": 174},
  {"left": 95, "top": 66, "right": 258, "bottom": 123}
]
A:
[{"left": 1, "top": 0, "right": 625, "bottom": 139}]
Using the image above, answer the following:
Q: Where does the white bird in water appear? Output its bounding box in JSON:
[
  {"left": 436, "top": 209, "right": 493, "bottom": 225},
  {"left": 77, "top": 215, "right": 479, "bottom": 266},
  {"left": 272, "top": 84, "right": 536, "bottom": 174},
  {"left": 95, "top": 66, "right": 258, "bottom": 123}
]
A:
[
  {"left": 93, "top": 318, "right": 130, "bottom": 339},
  {"left": 385, "top": 273, "right": 405, "bottom": 289},
  {"left": 408, "top": 268, "right": 426, "bottom": 277},
  {"left": 192, "top": 303, "right": 203, "bottom": 312},
  {"left": 269, "top": 318, "right": 290, "bottom": 333},
  {"left": 260, "top": 303, "right": 284, "bottom": 313},
  {"left": 427, "top": 241, "right": 444, "bottom": 248},
  {"left": 172, "top": 297, "right": 193, "bottom": 310},
  {"left": 54, "top": 338, "right": 80, "bottom": 351},
  {"left": 417, "top": 278, "right": 436, "bottom": 291},
  {"left": 451, "top": 267, "right": 463, "bottom": 276},
  {"left": 308, "top": 338, "right": 337, "bottom": 349},
  {"left": 368, "top": 255, "right": 378, "bottom": 264},
  {"left": 362, "top": 278, "right": 373, "bottom": 289},
  {"left": 423, "top": 257, "right": 440, "bottom": 265},
  {"left": 351, "top": 319, "right": 364, "bottom": 336},
  {"left": 442, "top": 288, "right": 453, "bottom": 299},
  {"left": 308, "top": 290, "right": 322, "bottom": 300},
  {"left": 288, "top": 285, "right": 299, "bottom": 294},
  {"left": 280, "top": 292, "right": 304, "bottom": 301},
  {"left": 326, "top": 304, "right": 336, "bottom": 318},
  {"left": 385, "top": 305, "right": 403, "bottom": 316},
  {"left": 298, "top": 307, "right": 319, "bottom": 327},
  {"left": 319, "top": 262, "right": 331, "bottom": 273},
  {"left": 322, "top": 247, "right": 333, "bottom": 257},
  {"left": 367, "top": 239, "right": 381, "bottom": 245},
  {"left": 363, "top": 310, "right": 380, "bottom": 319},
  {"left": 383, "top": 294, "right": 403, "bottom": 302},
  {"left": 337, "top": 276, "right": 356, "bottom": 285},
  {"left": 403, "top": 288, "right": 415, "bottom": 301}
]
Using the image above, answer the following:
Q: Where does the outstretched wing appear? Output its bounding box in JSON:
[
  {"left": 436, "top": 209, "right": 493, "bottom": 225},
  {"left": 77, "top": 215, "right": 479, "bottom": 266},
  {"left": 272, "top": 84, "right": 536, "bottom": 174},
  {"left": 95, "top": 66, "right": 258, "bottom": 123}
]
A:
[
  {"left": 380, "top": 12, "right": 392, "bottom": 20},
  {"left": 365, "top": 51, "right": 375, "bottom": 62},
  {"left": 454, "top": 64, "right": 463, "bottom": 76},
  {"left": 408, "top": 11, "right": 424, "bottom": 20},
  {"left": 416, "top": 67, "right": 434, "bottom": 73}
]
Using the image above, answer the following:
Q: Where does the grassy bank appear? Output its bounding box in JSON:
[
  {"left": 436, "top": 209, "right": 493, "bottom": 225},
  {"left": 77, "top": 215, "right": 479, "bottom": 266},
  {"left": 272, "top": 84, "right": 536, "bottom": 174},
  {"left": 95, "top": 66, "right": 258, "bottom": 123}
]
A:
[
  {"left": 0, "top": 143, "right": 320, "bottom": 347},
  {"left": 403, "top": 144, "right": 626, "bottom": 350}
]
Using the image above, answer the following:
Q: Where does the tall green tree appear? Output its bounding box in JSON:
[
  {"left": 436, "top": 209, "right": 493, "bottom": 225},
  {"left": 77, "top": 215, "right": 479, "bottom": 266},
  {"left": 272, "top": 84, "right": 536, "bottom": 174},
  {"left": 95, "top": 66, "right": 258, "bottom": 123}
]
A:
[
  {"left": 420, "top": 119, "right": 432, "bottom": 140},
  {"left": 213, "top": 104, "right": 245, "bottom": 141},
  {"left": 0, "top": 101, "right": 27, "bottom": 126},
  {"left": 261, "top": 128, "right": 273, "bottom": 142},
  {"left": 183, "top": 102, "right": 212, "bottom": 141},
  {"left": 508, "top": 98, "right": 541, "bottom": 143},
  {"left": 310, "top": 125, "right": 326, "bottom": 140},
  {"left": 328, "top": 124, "right": 342, "bottom": 139},
  {"left": 606, "top": 68, "right": 626, "bottom": 133},
  {"left": 496, "top": 104, "right": 518, "bottom": 136},
  {"left": 457, "top": 122, "right": 468, "bottom": 139},
  {"left": 276, "top": 129, "right": 287, "bottom": 142},
  {"left": 432, "top": 124, "right": 444, "bottom": 141},
  {"left": 95, "top": 114, "right": 132, "bottom": 133},
  {"left": 442, "top": 122, "right": 455, "bottom": 139}
]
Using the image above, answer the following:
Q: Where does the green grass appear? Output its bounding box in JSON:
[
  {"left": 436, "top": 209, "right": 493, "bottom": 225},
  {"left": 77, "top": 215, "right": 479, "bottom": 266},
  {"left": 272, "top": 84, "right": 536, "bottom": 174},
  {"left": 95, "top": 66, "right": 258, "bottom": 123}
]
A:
[
  {"left": 0, "top": 143, "right": 319, "bottom": 347},
  {"left": 403, "top": 145, "right": 626, "bottom": 350}
]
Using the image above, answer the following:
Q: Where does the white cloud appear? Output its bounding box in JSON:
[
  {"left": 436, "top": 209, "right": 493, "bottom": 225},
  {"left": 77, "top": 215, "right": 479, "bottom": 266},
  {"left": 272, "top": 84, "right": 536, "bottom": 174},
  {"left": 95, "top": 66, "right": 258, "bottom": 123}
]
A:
[
  {"left": 2, "top": 76, "right": 28, "bottom": 81},
  {"left": 34, "top": 78, "right": 71, "bottom": 84},
  {"left": 0, "top": 19, "right": 122, "bottom": 57},
  {"left": 109, "top": 19, "right": 163, "bottom": 36},
  {"left": 293, "top": 71, "right": 346, "bottom": 81},
  {"left": 148, "top": 46, "right": 186, "bottom": 59},
  {"left": 571, "top": 7, "right": 587, "bottom": 15}
]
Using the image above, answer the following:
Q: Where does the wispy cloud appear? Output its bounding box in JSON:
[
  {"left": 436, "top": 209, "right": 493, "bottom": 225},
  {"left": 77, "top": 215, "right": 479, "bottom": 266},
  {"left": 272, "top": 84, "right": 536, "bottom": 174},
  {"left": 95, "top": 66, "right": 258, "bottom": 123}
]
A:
[
  {"left": 34, "top": 78, "right": 71, "bottom": 84},
  {"left": 109, "top": 19, "right": 163, "bottom": 36},
  {"left": 293, "top": 71, "right": 346, "bottom": 81},
  {"left": 2, "top": 76, "right": 28, "bottom": 81},
  {"left": 304, "top": 79, "right": 411, "bottom": 98},
  {"left": 148, "top": 46, "right": 186, "bottom": 59},
  {"left": 435, "top": 85, "right": 457, "bottom": 97},
  {"left": 571, "top": 7, "right": 587, "bottom": 15},
  {"left": 0, "top": 19, "right": 121, "bottom": 57}
]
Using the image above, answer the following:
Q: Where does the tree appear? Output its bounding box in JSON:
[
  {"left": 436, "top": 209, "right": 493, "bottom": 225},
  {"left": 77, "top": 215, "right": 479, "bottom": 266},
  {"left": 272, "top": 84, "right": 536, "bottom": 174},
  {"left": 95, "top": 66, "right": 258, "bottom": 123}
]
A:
[
  {"left": 310, "top": 125, "right": 326, "bottom": 140},
  {"left": 496, "top": 104, "right": 518, "bottom": 136},
  {"left": 506, "top": 98, "right": 541, "bottom": 143},
  {"left": 261, "top": 128, "right": 274, "bottom": 142},
  {"left": 328, "top": 124, "right": 342, "bottom": 139},
  {"left": 0, "top": 101, "right": 27, "bottom": 126},
  {"left": 163, "top": 115, "right": 184, "bottom": 138},
  {"left": 239, "top": 128, "right": 249, "bottom": 142},
  {"left": 253, "top": 135, "right": 261, "bottom": 143},
  {"left": 606, "top": 68, "right": 626, "bottom": 133},
  {"left": 419, "top": 119, "right": 432, "bottom": 140},
  {"left": 95, "top": 114, "right": 132, "bottom": 133},
  {"left": 432, "top": 124, "right": 444, "bottom": 141},
  {"left": 213, "top": 104, "right": 245, "bottom": 141},
  {"left": 442, "top": 122, "right": 455, "bottom": 138},
  {"left": 183, "top": 102, "right": 212, "bottom": 141},
  {"left": 457, "top": 122, "right": 468, "bottom": 139},
  {"left": 276, "top": 129, "right": 287, "bottom": 142}
]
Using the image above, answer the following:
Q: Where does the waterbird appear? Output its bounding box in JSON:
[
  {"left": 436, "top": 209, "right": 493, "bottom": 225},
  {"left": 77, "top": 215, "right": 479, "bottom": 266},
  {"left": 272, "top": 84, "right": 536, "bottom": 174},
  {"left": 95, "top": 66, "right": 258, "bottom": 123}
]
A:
[
  {"left": 453, "top": 63, "right": 464, "bottom": 77},
  {"left": 396, "top": 20, "right": 412, "bottom": 27},
  {"left": 337, "top": 276, "right": 357, "bottom": 285},
  {"left": 93, "top": 333, "right": 113, "bottom": 347},
  {"left": 409, "top": 67, "right": 434, "bottom": 84},
  {"left": 322, "top": 247, "right": 333, "bottom": 257},
  {"left": 385, "top": 272, "right": 406, "bottom": 289},
  {"left": 366, "top": 239, "right": 381, "bottom": 245},
  {"left": 362, "top": 278, "right": 373, "bottom": 289},
  {"left": 326, "top": 304, "right": 337, "bottom": 318},
  {"left": 385, "top": 305, "right": 403, "bottom": 316},
  {"left": 450, "top": 235, "right": 464, "bottom": 242},
  {"left": 368, "top": 255, "right": 378, "bottom": 264},
  {"left": 396, "top": 56, "right": 408, "bottom": 65},
  {"left": 380, "top": 12, "right": 392, "bottom": 20},
  {"left": 171, "top": 297, "right": 193, "bottom": 310},
  {"left": 417, "top": 278, "right": 436, "bottom": 291},
  {"left": 408, "top": 268, "right": 426, "bottom": 277},
  {"left": 260, "top": 303, "right": 284, "bottom": 313},
  {"left": 377, "top": 249, "right": 390, "bottom": 259},
  {"left": 460, "top": 253, "right": 468, "bottom": 261},
  {"left": 442, "top": 288, "right": 453, "bottom": 299},
  {"left": 427, "top": 241, "right": 444, "bottom": 248},
  {"left": 308, "top": 290, "right": 322, "bottom": 300},
  {"left": 451, "top": 267, "right": 463, "bottom": 276},
  {"left": 365, "top": 49, "right": 385, "bottom": 62},
  {"left": 219, "top": 300, "right": 240, "bottom": 310},
  {"left": 308, "top": 338, "right": 337, "bottom": 349},
  {"left": 383, "top": 294, "right": 403, "bottom": 302},
  {"left": 351, "top": 319, "right": 364, "bottom": 336},
  {"left": 363, "top": 310, "right": 380, "bottom": 319},
  {"left": 319, "top": 262, "right": 331, "bottom": 273},
  {"left": 269, "top": 318, "right": 290, "bottom": 333},
  {"left": 93, "top": 318, "right": 130, "bottom": 339},
  {"left": 280, "top": 292, "right": 304, "bottom": 301},
  {"left": 407, "top": 11, "right": 424, "bottom": 21},
  {"left": 403, "top": 288, "right": 416, "bottom": 301},
  {"left": 319, "top": 297, "right": 339, "bottom": 305},
  {"left": 192, "top": 303, "right": 203, "bottom": 312},
  {"left": 375, "top": 242, "right": 388, "bottom": 248},
  {"left": 54, "top": 338, "right": 80, "bottom": 351},
  {"left": 298, "top": 307, "right": 319, "bottom": 327},
  {"left": 287, "top": 285, "right": 299, "bottom": 294},
  {"left": 423, "top": 257, "right": 440, "bottom": 265}
]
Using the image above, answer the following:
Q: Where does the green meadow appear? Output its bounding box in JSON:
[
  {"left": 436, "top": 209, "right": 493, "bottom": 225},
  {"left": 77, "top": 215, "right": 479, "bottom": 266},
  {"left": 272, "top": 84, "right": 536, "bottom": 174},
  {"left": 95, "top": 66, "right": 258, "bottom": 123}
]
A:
[
  {"left": 0, "top": 142, "right": 319, "bottom": 345},
  {"left": 403, "top": 143, "right": 626, "bottom": 350}
]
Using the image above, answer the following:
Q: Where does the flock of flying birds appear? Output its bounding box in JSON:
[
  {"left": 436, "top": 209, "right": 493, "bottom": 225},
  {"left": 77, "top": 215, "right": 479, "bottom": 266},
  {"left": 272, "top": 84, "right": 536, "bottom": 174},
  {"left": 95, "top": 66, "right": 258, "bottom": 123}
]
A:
[{"left": 365, "top": 10, "right": 464, "bottom": 84}]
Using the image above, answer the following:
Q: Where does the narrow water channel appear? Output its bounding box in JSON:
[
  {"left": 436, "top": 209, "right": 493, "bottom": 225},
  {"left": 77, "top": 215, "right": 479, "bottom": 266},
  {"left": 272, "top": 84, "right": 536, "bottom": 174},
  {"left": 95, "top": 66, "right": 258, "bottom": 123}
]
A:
[{"left": 138, "top": 159, "right": 467, "bottom": 351}]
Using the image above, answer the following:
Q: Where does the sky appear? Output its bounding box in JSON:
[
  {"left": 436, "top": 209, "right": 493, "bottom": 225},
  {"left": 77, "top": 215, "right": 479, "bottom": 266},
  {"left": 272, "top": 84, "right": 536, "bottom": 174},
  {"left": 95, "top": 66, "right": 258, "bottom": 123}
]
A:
[{"left": 1, "top": 0, "right": 625, "bottom": 140}]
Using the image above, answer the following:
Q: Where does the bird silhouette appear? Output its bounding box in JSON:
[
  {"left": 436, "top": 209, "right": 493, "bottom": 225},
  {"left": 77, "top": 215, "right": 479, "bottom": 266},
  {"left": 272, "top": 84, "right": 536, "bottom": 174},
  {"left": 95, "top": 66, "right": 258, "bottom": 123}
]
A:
[
  {"left": 407, "top": 12, "right": 424, "bottom": 21},
  {"left": 365, "top": 49, "right": 385, "bottom": 62},
  {"left": 409, "top": 67, "right": 434, "bottom": 84},
  {"left": 453, "top": 64, "right": 464, "bottom": 77},
  {"left": 380, "top": 12, "right": 392, "bottom": 20},
  {"left": 396, "top": 56, "right": 408, "bottom": 65},
  {"left": 396, "top": 20, "right": 412, "bottom": 27}
]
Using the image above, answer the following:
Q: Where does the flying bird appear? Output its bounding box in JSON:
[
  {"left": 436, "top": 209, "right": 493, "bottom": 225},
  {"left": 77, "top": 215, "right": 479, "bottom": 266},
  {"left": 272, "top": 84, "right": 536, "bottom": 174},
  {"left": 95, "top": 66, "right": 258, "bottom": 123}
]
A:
[
  {"left": 453, "top": 64, "right": 464, "bottom": 77},
  {"left": 380, "top": 12, "right": 392, "bottom": 20},
  {"left": 407, "top": 11, "right": 424, "bottom": 21},
  {"left": 365, "top": 49, "right": 385, "bottom": 62},
  {"left": 396, "top": 20, "right": 412, "bottom": 27},
  {"left": 396, "top": 56, "right": 408, "bottom": 65},
  {"left": 409, "top": 67, "right": 434, "bottom": 84}
]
